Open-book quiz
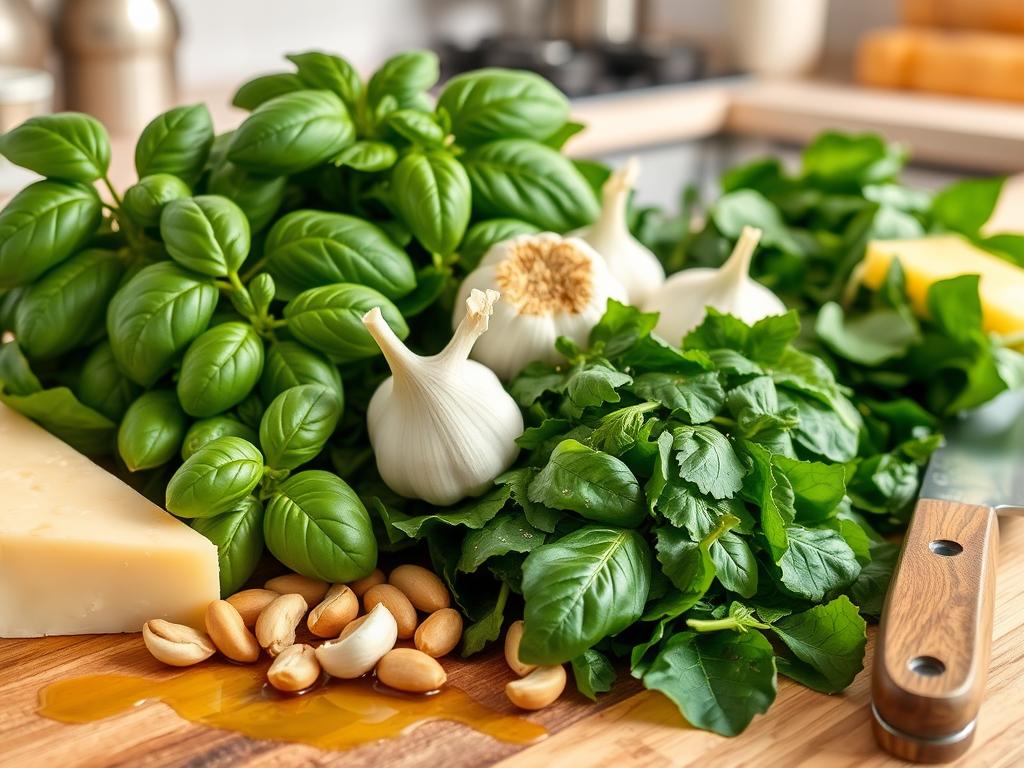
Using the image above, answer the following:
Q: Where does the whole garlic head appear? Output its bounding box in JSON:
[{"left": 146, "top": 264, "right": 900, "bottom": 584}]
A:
[
  {"left": 644, "top": 226, "right": 786, "bottom": 344},
  {"left": 577, "top": 157, "right": 665, "bottom": 305},
  {"left": 364, "top": 289, "right": 524, "bottom": 506},
  {"left": 454, "top": 232, "right": 627, "bottom": 380}
]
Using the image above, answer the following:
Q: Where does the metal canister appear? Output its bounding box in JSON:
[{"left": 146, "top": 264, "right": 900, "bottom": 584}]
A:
[{"left": 55, "top": 0, "right": 180, "bottom": 136}]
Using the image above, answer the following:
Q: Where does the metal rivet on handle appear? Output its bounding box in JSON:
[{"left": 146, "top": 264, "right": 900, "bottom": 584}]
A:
[
  {"left": 929, "top": 539, "right": 963, "bottom": 557},
  {"left": 908, "top": 656, "right": 946, "bottom": 677}
]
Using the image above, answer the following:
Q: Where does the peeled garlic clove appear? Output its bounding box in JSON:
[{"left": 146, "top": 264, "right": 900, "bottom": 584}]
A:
[
  {"left": 363, "top": 289, "right": 524, "bottom": 506},
  {"left": 578, "top": 157, "right": 665, "bottom": 306},
  {"left": 314, "top": 602, "right": 398, "bottom": 679},
  {"left": 453, "top": 232, "right": 627, "bottom": 380},
  {"left": 644, "top": 226, "right": 786, "bottom": 343}
]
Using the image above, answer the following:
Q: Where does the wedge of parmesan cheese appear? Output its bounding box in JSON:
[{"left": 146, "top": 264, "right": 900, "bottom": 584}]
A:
[
  {"left": 863, "top": 234, "right": 1024, "bottom": 336},
  {"left": 0, "top": 402, "right": 219, "bottom": 637}
]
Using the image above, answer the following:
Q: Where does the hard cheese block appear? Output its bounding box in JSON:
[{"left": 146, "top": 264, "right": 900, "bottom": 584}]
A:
[
  {"left": 863, "top": 234, "right": 1024, "bottom": 336},
  {"left": 0, "top": 402, "right": 219, "bottom": 637}
]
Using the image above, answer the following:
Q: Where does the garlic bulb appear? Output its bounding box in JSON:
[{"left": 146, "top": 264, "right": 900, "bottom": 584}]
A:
[
  {"left": 577, "top": 157, "right": 665, "bottom": 305},
  {"left": 454, "top": 232, "right": 628, "bottom": 380},
  {"left": 363, "top": 288, "right": 524, "bottom": 506},
  {"left": 644, "top": 226, "right": 786, "bottom": 343}
]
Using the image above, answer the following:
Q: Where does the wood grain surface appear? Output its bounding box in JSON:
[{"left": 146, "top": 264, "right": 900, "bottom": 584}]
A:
[
  {"left": 2, "top": 515, "right": 1023, "bottom": 768},
  {"left": 873, "top": 499, "right": 1000, "bottom": 762}
]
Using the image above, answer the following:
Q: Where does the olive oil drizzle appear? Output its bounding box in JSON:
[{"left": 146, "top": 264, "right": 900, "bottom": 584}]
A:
[{"left": 39, "top": 665, "right": 546, "bottom": 750}]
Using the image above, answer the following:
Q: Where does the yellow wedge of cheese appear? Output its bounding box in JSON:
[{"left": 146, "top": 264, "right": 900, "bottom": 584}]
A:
[
  {"left": 0, "top": 402, "right": 219, "bottom": 637},
  {"left": 863, "top": 234, "right": 1024, "bottom": 336}
]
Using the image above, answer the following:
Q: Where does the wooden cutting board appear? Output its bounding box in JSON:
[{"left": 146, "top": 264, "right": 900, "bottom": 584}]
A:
[{"left": 3, "top": 514, "right": 1023, "bottom": 768}]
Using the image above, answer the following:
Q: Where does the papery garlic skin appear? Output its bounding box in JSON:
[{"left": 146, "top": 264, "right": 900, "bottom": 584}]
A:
[
  {"left": 644, "top": 226, "right": 787, "bottom": 344},
  {"left": 364, "top": 289, "right": 523, "bottom": 506},
  {"left": 454, "top": 232, "right": 628, "bottom": 380},
  {"left": 577, "top": 157, "right": 665, "bottom": 305}
]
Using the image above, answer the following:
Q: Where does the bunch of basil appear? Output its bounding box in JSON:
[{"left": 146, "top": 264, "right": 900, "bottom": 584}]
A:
[{"left": 0, "top": 49, "right": 598, "bottom": 596}]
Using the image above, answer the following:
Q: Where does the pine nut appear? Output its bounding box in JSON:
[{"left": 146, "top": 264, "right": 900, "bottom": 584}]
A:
[
  {"left": 388, "top": 564, "right": 451, "bottom": 613},
  {"left": 364, "top": 583, "right": 417, "bottom": 639},
  {"left": 414, "top": 608, "right": 463, "bottom": 658},
  {"left": 348, "top": 568, "right": 386, "bottom": 597},
  {"left": 143, "top": 619, "right": 215, "bottom": 667},
  {"left": 504, "top": 620, "right": 538, "bottom": 677},
  {"left": 267, "top": 644, "right": 320, "bottom": 693},
  {"left": 308, "top": 584, "right": 359, "bottom": 638},
  {"left": 376, "top": 648, "right": 447, "bottom": 693},
  {"left": 265, "top": 573, "right": 329, "bottom": 606},
  {"left": 255, "top": 593, "right": 308, "bottom": 657},
  {"left": 205, "top": 599, "right": 260, "bottom": 663},
  {"left": 505, "top": 665, "right": 566, "bottom": 710},
  {"left": 226, "top": 588, "right": 278, "bottom": 628}
]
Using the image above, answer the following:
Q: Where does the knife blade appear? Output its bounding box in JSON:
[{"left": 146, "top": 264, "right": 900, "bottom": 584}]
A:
[
  {"left": 918, "top": 388, "right": 1024, "bottom": 513},
  {"left": 872, "top": 388, "right": 1024, "bottom": 763}
]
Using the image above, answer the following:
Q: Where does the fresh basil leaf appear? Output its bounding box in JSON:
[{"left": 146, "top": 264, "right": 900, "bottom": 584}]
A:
[
  {"left": 642, "top": 630, "right": 776, "bottom": 737},
  {"left": 462, "top": 139, "right": 599, "bottom": 231},
  {"left": 499, "top": 467, "right": 561, "bottom": 533},
  {"left": 0, "top": 385, "right": 115, "bottom": 456},
  {"left": 673, "top": 425, "right": 745, "bottom": 499},
  {"left": 123, "top": 173, "right": 191, "bottom": 228},
  {"left": 135, "top": 104, "right": 214, "bottom": 184},
  {"left": 232, "top": 72, "right": 304, "bottom": 110},
  {"left": 191, "top": 496, "right": 265, "bottom": 597},
  {"left": 458, "top": 218, "right": 539, "bottom": 271},
  {"left": 392, "top": 485, "right": 512, "bottom": 539},
  {"left": 930, "top": 177, "right": 1004, "bottom": 236},
  {"left": 520, "top": 525, "right": 652, "bottom": 664},
  {"left": 206, "top": 162, "right": 286, "bottom": 233},
  {"left": 165, "top": 436, "right": 264, "bottom": 518},
  {"left": 181, "top": 415, "right": 258, "bottom": 461},
  {"left": 772, "top": 454, "right": 846, "bottom": 523},
  {"left": 740, "top": 441, "right": 795, "bottom": 562},
  {"left": 177, "top": 322, "right": 265, "bottom": 417},
  {"left": 385, "top": 109, "right": 446, "bottom": 147},
  {"left": 160, "top": 195, "right": 251, "bottom": 277},
  {"left": 849, "top": 541, "right": 899, "bottom": 617},
  {"left": 543, "top": 121, "right": 586, "bottom": 150},
  {"left": 266, "top": 210, "right": 416, "bottom": 300},
  {"left": 711, "top": 532, "right": 758, "bottom": 598},
  {"left": 528, "top": 439, "right": 645, "bottom": 527},
  {"left": 457, "top": 510, "right": 544, "bottom": 573},
  {"left": 571, "top": 648, "right": 616, "bottom": 700},
  {"left": 107, "top": 262, "right": 219, "bottom": 387},
  {"left": 15, "top": 248, "right": 123, "bottom": 360},
  {"left": 117, "top": 390, "right": 187, "bottom": 471},
  {"left": 460, "top": 581, "right": 509, "bottom": 657},
  {"left": 367, "top": 50, "right": 439, "bottom": 109},
  {"left": 283, "top": 283, "right": 409, "bottom": 362},
  {"left": 259, "top": 384, "right": 341, "bottom": 472},
  {"left": 331, "top": 140, "right": 397, "bottom": 172},
  {"left": 770, "top": 595, "right": 866, "bottom": 693},
  {"left": 287, "top": 51, "right": 362, "bottom": 114},
  {"left": 0, "top": 341, "right": 41, "bottom": 396},
  {"left": 228, "top": 90, "right": 355, "bottom": 175},
  {"left": 263, "top": 469, "right": 376, "bottom": 582},
  {"left": 437, "top": 68, "right": 568, "bottom": 145},
  {"left": 260, "top": 340, "right": 344, "bottom": 405},
  {"left": 0, "top": 112, "right": 110, "bottom": 181},
  {"left": 778, "top": 525, "right": 861, "bottom": 601},
  {"left": 391, "top": 150, "right": 470, "bottom": 257},
  {"left": 0, "top": 180, "right": 102, "bottom": 288}
]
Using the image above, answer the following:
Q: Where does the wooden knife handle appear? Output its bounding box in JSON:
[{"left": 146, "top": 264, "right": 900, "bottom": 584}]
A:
[{"left": 872, "top": 498, "right": 999, "bottom": 763}]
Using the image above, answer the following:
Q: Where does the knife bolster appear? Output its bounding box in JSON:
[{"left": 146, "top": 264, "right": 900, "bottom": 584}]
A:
[{"left": 872, "top": 499, "right": 998, "bottom": 762}]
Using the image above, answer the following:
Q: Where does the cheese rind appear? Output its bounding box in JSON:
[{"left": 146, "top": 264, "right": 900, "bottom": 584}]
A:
[
  {"left": 863, "top": 234, "right": 1024, "bottom": 337},
  {"left": 0, "top": 402, "right": 220, "bottom": 637}
]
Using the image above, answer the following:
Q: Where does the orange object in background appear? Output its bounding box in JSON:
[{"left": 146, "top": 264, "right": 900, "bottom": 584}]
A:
[
  {"left": 903, "top": 0, "right": 1024, "bottom": 35},
  {"left": 857, "top": 27, "right": 1024, "bottom": 102}
]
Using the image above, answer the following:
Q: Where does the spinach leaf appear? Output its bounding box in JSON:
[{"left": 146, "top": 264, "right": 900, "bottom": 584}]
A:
[
  {"left": 460, "top": 581, "right": 509, "bottom": 657},
  {"left": 770, "top": 595, "right": 866, "bottom": 693},
  {"left": 390, "top": 485, "right": 512, "bottom": 539},
  {"left": 458, "top": 510, "right": 544, "bottom": 573},
  {"left": 571, "top": 649, "right": 616, "bottom": 700},
  {"left": 930, "top": 177, "right": 1004, "bottom": 235},
  {"left": 778, "top": 525, "right": 861, "bottom": 601},
  {"left": 0, "top": 385, "right": 115, "bottom": 456},
  {"left": 630, "top": 371, "right": 724, "bottom": 424},
  {"left": 528, "top": 439, "right": 646, "bottom": 527},
  {"left": 642, "top": 630, "right": 776, "bottom": 737},
  {"left": 520, "top": 526, "right": 651, "bottom": 664},
  {"left": 0, "top": 341, "right": 42, "bottom": 396},
  {"left": 672, "top": 425, "right": 746, "bottom": 499},
  {"left": 191, "top": 496, "right": 265, "bottom": 597}
]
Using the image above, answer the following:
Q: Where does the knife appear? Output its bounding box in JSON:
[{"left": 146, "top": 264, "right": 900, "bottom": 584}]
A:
[{"left": 872, "top": 389, "right": 1024, "bottom": 763}]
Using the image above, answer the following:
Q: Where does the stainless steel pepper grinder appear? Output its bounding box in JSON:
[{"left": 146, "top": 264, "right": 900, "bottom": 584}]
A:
[{"left": 55, "top": 0, "right": 180, "bottom": 136}]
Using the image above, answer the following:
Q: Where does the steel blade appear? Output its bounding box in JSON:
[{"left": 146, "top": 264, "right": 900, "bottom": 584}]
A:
[{"left": 918, "top": 388, "right": 1024, "bottom": 510}]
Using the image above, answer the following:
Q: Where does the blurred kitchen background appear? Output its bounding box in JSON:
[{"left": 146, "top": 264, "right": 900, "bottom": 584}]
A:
[{"left": 3, "top": 0, "right": 1024, "bottom": 208}]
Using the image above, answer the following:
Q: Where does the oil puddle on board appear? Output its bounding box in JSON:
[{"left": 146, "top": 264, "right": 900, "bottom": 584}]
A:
[{"left": 39, "top": 664, "right": 547, "bottom": 750}]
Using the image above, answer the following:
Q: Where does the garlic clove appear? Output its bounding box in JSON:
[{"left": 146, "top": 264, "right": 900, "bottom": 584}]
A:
[
  {"left": 578, "top": 157, "right": 665, "bottom": 306},
  {"left": 454, "top": 232, "right": 627, "bottom": 380},
  {"left": 645, "top": 226, "right": 786, "bottom": 343},
  {"left": 314, "top": 602, "right": 398, "bottom": 679},
  {"left": 363, "top": 289, "right": 524, "bottom": 506}
]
